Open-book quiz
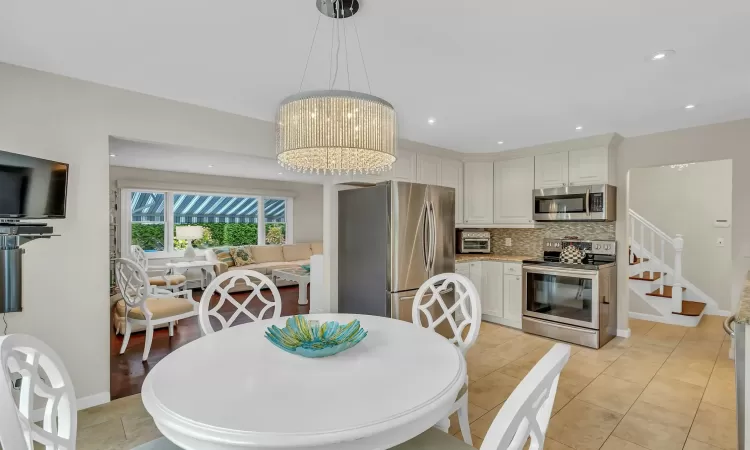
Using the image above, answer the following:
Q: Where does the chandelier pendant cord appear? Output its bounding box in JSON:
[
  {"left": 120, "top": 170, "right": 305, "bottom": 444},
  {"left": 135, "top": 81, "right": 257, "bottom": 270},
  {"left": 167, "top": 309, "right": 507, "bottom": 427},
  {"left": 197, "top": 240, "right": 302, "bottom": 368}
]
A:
[
  {"left": 328, "top": 2, "right": 335, "bottom": 89},
  {"left": 342, "top": 3, "right": 351, "bottom": 90},
  {"left": 298, "top": 14, "right": 322, "bottom": 92},
  {"left": 350, "top": 4, "right": 372, "bottom": 94},
  {"left": 330, "top": 1, "right": 343, "bottom": 89}
]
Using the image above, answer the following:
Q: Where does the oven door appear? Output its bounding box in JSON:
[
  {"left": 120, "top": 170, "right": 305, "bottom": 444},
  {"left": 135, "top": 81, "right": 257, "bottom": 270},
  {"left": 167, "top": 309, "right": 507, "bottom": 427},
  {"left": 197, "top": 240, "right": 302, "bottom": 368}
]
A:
[
  {"left": 533, "top": 185, "right": 605, "bottom": 221},
  {"left": 523, "top": 265, "right": 599, "bottom": 329}
]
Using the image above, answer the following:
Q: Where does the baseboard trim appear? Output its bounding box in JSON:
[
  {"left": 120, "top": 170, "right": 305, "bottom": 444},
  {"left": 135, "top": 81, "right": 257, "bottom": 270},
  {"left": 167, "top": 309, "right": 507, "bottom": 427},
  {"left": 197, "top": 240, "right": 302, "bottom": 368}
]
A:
[
  {"left": 616, "top": 328, "right": 631, "bottom": 338},
  {"left": 32, "top": 391, "right": 110, "bottom": 422}
]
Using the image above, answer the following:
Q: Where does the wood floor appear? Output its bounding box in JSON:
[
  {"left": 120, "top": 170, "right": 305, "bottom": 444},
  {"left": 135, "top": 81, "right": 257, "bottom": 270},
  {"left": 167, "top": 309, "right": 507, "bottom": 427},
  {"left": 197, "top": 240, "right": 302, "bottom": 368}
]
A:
[{"left": 110, "top": 285, "right": 309, "bottom": 400}]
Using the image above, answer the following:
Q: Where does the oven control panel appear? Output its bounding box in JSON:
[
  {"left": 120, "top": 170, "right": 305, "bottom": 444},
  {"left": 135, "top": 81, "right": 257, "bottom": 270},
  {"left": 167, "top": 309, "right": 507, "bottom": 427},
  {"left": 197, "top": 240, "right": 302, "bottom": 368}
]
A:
[{"left": 543, "top": 239, "right": 616, "bottom": 256}]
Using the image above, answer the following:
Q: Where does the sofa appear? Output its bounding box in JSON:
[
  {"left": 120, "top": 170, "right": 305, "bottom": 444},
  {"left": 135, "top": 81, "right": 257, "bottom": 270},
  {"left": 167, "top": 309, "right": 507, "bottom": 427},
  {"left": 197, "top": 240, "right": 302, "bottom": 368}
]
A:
[{"left": 205, "top": 242, "right": 323, "bottom": 292}]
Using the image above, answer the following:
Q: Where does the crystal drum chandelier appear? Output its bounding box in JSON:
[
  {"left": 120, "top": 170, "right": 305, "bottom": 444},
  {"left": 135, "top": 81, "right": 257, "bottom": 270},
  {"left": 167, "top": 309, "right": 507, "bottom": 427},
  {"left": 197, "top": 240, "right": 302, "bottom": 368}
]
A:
[{"left": 276, "top": 0, "right": 397, "bottom": 175}]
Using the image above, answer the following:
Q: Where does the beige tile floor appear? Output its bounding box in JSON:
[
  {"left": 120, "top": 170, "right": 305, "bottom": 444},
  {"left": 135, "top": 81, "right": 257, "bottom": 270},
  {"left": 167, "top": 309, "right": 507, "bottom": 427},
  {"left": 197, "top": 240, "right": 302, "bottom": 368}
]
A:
[
  {"left": 450, "top": 316, "right": 737, "bottom": 450},
  {"left": 75, "top": 317, "right": 736, "bottom": 450}
]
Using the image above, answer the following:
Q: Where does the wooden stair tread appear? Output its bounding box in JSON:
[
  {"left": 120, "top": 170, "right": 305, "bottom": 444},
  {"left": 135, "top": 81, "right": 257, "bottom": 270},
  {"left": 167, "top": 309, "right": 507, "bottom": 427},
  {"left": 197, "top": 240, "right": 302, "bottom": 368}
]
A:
[
  {"left": 630, "top": 271, "right": 662, "bottom": 281},
  {"left": 673, "top": 300, "right": 706, "bottom": 317},
  {"left": 646, "top": 285, "right": 687, "bottom": 298}
]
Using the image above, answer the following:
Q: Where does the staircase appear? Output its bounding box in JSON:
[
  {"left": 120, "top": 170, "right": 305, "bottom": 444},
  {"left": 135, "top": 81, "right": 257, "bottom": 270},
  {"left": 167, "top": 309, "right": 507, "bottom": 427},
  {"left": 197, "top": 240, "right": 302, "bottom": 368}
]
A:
[{"left": 628, "top": 209, "right": 712, "bottom": 326}]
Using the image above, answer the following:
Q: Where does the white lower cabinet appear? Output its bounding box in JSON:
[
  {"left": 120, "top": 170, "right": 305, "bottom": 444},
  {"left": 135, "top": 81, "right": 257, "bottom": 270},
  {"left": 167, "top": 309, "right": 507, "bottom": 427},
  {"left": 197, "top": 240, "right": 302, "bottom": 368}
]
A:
[
  {"left": 502, "top": 264, "right": 523, "bottom": 328},
  {"left": 455, "top": 260, "right": 522, "bottom": 329},
  {"left": 481, "top": 262, "right": 504, "bottom": 319}
]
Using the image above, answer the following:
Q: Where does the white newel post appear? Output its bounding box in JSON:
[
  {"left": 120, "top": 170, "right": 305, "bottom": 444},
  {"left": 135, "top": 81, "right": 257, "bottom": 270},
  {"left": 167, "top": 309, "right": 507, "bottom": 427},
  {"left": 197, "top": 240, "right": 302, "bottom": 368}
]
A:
[
  {"left": 629, "top": 215, "right": 635, "bottom": 264},
  {"left": 660, "top": 239, "right": 666, "bottom": 295},
  {"left": 672, "top": 234, "right": 684, "bottom": 313}
]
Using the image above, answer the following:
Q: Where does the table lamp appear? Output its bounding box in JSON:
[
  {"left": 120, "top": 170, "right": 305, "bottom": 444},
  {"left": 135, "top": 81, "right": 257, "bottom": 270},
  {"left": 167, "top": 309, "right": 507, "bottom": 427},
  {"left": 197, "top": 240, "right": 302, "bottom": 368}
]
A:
[{"left": 176, "top": 226, "right": 204, "bottom": 260}]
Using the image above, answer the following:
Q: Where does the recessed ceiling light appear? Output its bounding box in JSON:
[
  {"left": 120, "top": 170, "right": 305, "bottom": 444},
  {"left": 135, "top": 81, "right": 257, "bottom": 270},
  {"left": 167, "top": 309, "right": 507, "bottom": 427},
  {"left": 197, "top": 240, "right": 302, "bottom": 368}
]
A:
[
  {"left": 109, "top": 154, "right": 116, "bottom": 157},
  {"left": 684, "top": 104, "right": 696, "bottom": 109},
  {"left": 497, "top": 141, "right": 504, "bottom": 145},
  {"left": 207, "top": 164, "right": 214, "bottom": 168},
  {"left": 648, "top": 49, "right": 675, "bottom": 61},
  {"left": 427, "top": 118, "right": 436, "bottom": 125},
  {"left": 575, "top": 126, "right": 583, "bottom": 131},
  {"left": 278, "top": 172, "right": 283, "bottom": 175}
]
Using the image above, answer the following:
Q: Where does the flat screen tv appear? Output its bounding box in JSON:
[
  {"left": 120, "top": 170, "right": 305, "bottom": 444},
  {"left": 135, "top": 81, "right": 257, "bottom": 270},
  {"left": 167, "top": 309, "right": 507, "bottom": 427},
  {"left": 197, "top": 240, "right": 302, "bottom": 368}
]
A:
[{"left": 0, "top": 149, "right": 68, "bottom": 219}]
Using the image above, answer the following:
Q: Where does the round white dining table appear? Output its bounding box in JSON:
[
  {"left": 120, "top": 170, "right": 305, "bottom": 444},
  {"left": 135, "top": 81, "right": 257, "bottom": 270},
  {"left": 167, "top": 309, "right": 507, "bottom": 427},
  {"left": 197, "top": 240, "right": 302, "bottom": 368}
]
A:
[{"left": 141, "top": 314, "right": 466, "bottom": 450}]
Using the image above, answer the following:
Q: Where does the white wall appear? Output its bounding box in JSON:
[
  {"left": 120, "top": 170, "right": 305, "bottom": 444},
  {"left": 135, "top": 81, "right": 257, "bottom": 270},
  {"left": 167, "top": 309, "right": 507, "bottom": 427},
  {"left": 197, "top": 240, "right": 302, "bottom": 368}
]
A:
[
  {"left": 617, "top": 119, "right": 750, "bottom": 329},
  {"left": 110, "top": 166, "right": 324, "bottom": 244},
  {"left": 629, "top": 160, "right": 733, "bottom": 310}
]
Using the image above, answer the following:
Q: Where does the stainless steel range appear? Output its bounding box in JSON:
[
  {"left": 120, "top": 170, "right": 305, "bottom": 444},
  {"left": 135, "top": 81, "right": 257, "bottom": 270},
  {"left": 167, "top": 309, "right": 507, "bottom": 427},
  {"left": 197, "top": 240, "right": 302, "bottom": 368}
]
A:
[{"left": 522, "top": 238, "right": 617, "bottom": 349}]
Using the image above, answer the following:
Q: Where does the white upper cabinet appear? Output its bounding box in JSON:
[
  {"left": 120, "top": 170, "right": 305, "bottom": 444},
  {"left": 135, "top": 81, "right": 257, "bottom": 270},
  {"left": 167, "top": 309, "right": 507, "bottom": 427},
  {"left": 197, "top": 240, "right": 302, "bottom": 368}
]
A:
[
  {"left": 568, "top": 147, "right": 610, "bottom": 186},
  {"left": 392, "top": 149, "right": 417, "bottom": 181},
  {"left": 494, "top": 157, "right": 534, "bottom": 224},
  {"left": 440, "top": 159, "right": 463, "bottom": 224},
  {"left": 463, "top": 162, "right": 494, "bottom": 224},
  {"left": 534, "top": 152, "right": 569, "bottom": 189},
  {"left": 416, "top": 154, "right": 441, "bottom": 185}
]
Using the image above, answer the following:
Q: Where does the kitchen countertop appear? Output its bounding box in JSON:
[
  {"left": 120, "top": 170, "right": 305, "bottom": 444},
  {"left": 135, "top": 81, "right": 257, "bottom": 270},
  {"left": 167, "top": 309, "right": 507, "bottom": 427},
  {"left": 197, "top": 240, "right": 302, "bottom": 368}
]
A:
[
  {"left": 736, "top": 271, "right": 750, "bottom": 324},
  {"left": 455, "top": 254, "right": 534, "bottom": 263}
]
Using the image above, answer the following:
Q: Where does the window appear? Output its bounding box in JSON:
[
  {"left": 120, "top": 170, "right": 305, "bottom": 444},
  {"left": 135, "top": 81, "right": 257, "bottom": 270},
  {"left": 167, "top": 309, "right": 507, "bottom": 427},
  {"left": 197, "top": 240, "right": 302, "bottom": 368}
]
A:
[
  {"left": 264, "top": 198, "right": 287, "bottom": 245},
  {"left": 122, "top": 189, "right": 292, "bottom": 258},
  {"left": 173, "top": 194, "right": 260, "bottom": 249},
  {"left": 130, "top": 191, "right": 166, "bottom": 252}
]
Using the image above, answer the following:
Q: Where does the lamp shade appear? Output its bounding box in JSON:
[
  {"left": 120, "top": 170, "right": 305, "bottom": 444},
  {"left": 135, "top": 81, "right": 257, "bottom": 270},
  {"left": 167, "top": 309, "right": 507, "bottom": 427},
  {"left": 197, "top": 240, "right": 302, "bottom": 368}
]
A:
[{"left": 175, "top": 226, "right": 204, "bottom": 241}]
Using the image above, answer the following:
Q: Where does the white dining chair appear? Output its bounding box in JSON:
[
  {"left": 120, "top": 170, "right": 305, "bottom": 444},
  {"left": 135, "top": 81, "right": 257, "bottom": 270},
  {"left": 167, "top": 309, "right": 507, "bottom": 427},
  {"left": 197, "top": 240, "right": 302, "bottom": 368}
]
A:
[
  {"left": 394, "top": 343, "right": 571, "bottom": 450},
  {"left": 412, "top": 272, "right": 482, "bottom": 445},
  {"left": 0, "top": 334, "right": 77, "bottom": 450},
  {"left": 199, "top": 270, "right": 282, "bottom": 335},
  {"left": 114, "top": 258, "right": 198, "bottom": 361},
  {"left": 130, "top": 244, "right": 187, "bottom": 294}
]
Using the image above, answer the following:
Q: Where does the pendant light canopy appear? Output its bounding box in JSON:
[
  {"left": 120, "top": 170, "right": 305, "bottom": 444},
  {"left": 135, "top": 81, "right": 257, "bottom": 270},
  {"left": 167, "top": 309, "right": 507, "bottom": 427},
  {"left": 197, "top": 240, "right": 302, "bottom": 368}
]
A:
[{"left": 276, "top": 0, "right": 397, "bottom": 175}]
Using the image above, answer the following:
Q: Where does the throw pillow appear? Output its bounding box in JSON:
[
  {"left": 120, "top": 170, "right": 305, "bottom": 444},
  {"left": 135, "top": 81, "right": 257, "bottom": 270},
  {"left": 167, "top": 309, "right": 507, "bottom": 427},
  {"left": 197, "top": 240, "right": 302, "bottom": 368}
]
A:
[
  {"left": 230, "top": 246, "right": 255, "bottom": 266},
  {"left": 212, "top": 247, "right": 235, "bottom": 268}
]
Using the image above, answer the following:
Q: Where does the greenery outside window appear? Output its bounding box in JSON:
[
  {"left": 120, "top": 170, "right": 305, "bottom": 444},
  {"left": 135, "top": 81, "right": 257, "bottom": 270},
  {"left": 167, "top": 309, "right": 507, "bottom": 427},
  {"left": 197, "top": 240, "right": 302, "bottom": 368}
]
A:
[{"left": 123, "top": 189, "right": 292, "bottom": 258}]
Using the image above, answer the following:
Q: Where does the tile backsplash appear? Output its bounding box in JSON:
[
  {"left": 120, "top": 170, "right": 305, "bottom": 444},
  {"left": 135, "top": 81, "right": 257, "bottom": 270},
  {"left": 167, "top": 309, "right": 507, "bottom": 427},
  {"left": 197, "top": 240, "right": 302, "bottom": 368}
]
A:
[{"left": 485, "top": 223, "right": 616, "bottom": 258}]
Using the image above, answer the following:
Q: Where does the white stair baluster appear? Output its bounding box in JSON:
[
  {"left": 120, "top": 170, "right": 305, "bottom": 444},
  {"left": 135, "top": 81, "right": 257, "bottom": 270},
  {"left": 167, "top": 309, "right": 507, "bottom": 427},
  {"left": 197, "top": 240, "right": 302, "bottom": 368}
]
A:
[
  {"left": 630, "top": 216, "right": 636, "bottom": 264},
  {"left": 660, "top": 238, "right": 666, "bottom": 295},
  {"left": 672, "top": 234, "right": 684, "bottom": 313},
  {"left": 650, "top": 230, "right": 655, "bottom": 277}
]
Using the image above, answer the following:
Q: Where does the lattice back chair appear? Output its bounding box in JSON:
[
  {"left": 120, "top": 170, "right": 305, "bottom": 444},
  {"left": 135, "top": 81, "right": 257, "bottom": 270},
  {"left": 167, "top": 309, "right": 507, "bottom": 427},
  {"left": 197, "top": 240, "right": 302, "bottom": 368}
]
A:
[
  {"left": 129, "top": 245, "right": 186, "bottom": 293},
  {"left": 411, "top": 272, "right": 481, "bottom": 445},
  {"left": 0, "top": 334, "right": 77, "bottom": 450},
  {"left": 114, "top": 258, "right": 197, "bottom": 361},
  {"left": 199, "top": 270, "right": 282, "bottom": 335},
  {"left": 482, "top": 343, "right": 571, "bottom": 450}
]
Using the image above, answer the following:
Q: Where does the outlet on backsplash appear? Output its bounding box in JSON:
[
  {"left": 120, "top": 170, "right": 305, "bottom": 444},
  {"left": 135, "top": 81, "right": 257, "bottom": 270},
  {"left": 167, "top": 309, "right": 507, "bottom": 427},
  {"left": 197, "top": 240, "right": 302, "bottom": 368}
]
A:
[{"left": 504, "top": 238, "right": 512, "bottom": 247}]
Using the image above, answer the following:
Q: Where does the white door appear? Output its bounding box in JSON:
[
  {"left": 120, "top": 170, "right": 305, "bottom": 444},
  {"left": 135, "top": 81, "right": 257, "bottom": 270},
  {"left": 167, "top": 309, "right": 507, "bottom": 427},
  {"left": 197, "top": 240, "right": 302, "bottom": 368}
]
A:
[
  {"left": 503, "top": 272, "right": 522, "bottom": 327},
  {"left": 440, "top": 159, "right": 463, "bottom": 224},
  {"left": 481, "top": 262, "right": 504, "bottom": 318},
  {"left": 468, "top": 262, "right": 483, "bottom": 299},
  {"left": 417, "top": 154, "right": 441, "bottom": 185},
  {"left": 494, "top": 157, "right": 534, "bottom": 224},
  {"left": 534, "top": 152, "right": 569, "bottom": 189},
  {"left": 463, "top": 162, "right": 494, "bottom": 224},
  {"left": 568, "top": 147, "right": 609, "bottom": 185},
  {"left": 392, "top": 149, "right": 417, "bottom": 182}
]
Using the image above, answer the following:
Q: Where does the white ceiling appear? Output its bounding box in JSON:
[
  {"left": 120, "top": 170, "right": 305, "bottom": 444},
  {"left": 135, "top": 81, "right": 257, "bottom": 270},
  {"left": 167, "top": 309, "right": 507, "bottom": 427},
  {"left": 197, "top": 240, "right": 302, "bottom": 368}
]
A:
[
  {"left": 2, "top": 0, "right": 750, "bottom": 153},
  {"left": 109, "top": 138, "right": 326, "bottom": 184}
]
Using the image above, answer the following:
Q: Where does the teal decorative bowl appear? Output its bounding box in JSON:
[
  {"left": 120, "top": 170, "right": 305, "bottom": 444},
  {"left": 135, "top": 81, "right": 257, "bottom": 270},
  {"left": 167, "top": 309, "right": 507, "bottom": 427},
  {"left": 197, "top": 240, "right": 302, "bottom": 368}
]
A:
[
  {"left": 300, "top": 264, "right": 311, "bottom": 272},
  {"left": 265, "top": 316, "right": 367, "bottom": 358}
]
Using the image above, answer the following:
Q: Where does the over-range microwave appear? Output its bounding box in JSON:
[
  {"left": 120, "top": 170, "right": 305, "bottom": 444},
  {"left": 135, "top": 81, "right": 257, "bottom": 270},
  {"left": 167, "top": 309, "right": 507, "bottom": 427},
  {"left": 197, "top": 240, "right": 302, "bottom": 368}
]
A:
[{"left": 533, "top": 184, "right": 616, "bottom": 222}]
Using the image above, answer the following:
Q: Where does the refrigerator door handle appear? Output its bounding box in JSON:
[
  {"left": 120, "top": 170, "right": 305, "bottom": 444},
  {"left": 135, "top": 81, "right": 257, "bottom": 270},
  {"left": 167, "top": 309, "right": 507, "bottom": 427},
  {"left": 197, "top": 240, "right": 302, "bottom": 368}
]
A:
[
  {"left": 427, "top": 201, "right": 437, "bottom": 274},
  {"left": 422, "top": 201, "right": 430, "bottom": 273}
]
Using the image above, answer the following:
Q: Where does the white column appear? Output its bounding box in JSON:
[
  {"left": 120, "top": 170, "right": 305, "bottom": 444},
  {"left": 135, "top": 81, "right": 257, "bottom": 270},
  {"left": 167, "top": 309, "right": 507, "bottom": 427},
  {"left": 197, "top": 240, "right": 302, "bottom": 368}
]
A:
[
  {"left": 672, "top": 234, "right": 684, "bottom": 313},
  {"left": 322, "top": 180, "right": 339, "bottom": 313}
]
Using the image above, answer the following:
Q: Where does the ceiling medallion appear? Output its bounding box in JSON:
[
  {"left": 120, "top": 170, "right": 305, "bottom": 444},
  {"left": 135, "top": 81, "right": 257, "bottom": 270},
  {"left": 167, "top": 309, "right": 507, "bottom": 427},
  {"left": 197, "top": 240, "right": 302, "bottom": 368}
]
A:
[{"left": 276, "top": 0, "right": 397, "bottom": 175}]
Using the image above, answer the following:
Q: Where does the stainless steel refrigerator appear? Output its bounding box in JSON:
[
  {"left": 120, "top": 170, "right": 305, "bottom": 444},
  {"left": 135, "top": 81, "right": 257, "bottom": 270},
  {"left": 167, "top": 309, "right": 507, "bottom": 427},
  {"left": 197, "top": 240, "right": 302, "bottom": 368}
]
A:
[{"left": 338, "top": 181, "right": 455, "bottom": 329}]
